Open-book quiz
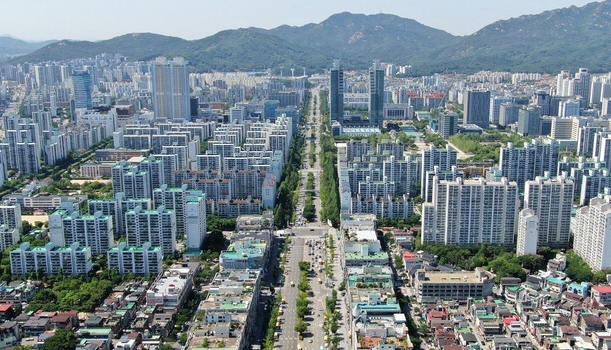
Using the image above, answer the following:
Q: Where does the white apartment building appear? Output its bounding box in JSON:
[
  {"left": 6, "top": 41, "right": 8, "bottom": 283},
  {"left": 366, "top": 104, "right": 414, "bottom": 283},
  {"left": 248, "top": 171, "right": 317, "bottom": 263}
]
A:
[
  {"left": 0, "top": 201, "right": 22, "bottom": 232},
  {"left": 107, "top": 242, "right": 163, "bottom": 275},
  {"left": 125, "top": 205, "right": 176, "bottom": 255},
  {"left": 185, "top": 193, "right": 207, "bottom": 250},
  {"left": 0, "top": 226, "right": 19, "bottom": 253},
  {"left": 422, "top": 177, "right": 519, "bottom": 246},
  {"left": 573, "top": 196, "right": 611, "bottom": 271},
  {"left": 420, "top": 145, "right": 458, "bottom": 195},
  {"left": 516, "top": 209, "right": 539, "bottom": 256},
  {"left": 524, "top": 175, "right": 574, "bottom": 249},
  {"left": 49, "top": 208, "right": 114, "bottom": 256},
  {"left": 10, "top": 242, "right": 92, "bottom": 275},
  {"left": 499, "top": 139, "right": 560, "bottom": 191}
]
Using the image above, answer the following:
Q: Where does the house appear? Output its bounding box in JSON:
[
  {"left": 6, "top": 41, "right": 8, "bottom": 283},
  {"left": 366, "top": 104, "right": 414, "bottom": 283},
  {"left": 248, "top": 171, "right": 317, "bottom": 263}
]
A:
[
  {"left": 0, "top": 305, "right": 14, "bottom": 321},
  {"left": 50, "top": 311, "right": 78, "bottom": 330},
  {"left": 22, "top": 316, "right": 51, "bottom": 336},
  {"left": 0, "top": 321, "right": 21, "bottom": 349},
  {"left": 592, "top": 285, "right": 611, "bottom": 306}
]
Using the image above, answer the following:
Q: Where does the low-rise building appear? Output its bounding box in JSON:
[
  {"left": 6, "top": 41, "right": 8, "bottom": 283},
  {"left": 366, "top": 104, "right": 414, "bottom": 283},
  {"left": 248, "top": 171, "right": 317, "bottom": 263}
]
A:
[
  {"left": 414, "top": 268, "right": 495, "bottom": 303},
  {"left": 146, "top": 262, "right": 199, "bottom": 308},
  {"left": 191, "top": 269, "right": 261, "bottom": 350}
]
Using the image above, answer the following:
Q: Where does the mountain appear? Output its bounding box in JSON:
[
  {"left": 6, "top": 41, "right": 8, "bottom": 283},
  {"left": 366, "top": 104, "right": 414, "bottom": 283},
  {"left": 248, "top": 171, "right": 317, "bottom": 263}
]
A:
[
  {"left": 13, "top": 30, "right": 333, "bottom": 72},
  {"left": 251, "top": 12, "right": 458, "bottom": 68},
  {"left": 10, "top": 2, "right": 611, "bottom": 73},
  {"left": 416, "top": 0, "right": 611, "bottom": 73},
  {"left": 15, "top": 33, "right": 189, "bottom": 63},
  {"left": 0, "top": 36, "right": 56, "bottom": 56},
  {"left": 182, "top": 29, "right": 332, "bottom": 72}
]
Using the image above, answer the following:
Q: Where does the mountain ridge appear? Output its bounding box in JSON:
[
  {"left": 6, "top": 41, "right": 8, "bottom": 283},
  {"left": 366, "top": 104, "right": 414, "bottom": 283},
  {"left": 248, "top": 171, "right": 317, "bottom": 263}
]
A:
[{"left": 6, "top": 1, "right": 611, "bottom": 74}]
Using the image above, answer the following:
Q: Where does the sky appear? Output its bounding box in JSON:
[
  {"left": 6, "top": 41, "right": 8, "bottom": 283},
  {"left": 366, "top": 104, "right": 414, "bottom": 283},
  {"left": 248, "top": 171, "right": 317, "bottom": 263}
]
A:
[{"left": 0, "top": 0, "right": 599, "bottom": 42}]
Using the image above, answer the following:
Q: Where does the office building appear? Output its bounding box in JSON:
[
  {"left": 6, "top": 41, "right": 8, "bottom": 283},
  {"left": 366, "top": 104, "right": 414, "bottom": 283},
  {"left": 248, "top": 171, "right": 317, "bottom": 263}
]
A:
[
  {"left": 516, "top": 209, "right": 539, "bottom": 256},
  {"left": 422, "top": 177, "right": 519, "bottom": 246},
  {"left": 489, "top": 96, "right": 512, "bottom": 124},
  {"left": 10, "top": 242, "right": 92, "bottom": 276},
  {"left": 125, "top": 206, "right": 177, "bottom": 255},
  {"left": 330, "top": 59, "right": 344, "bottom": 122},
  {"left": 107, "top": 242, "right": 163, "bottom": 275},
  {"left": 558, "top": 99, "right": 581, "bottom": 117},
  {"left": 368, "top": 60, "right": 384, "bottom": 128},
  {"left": 517, "top": 105, "right": 541, "bottom": 136},
  {"left": 71, "top": 71, "right": 92, "bottom": 110},
  {"left": 574, "top": 196, "right": 611, "bottom": 272},
  {"left": 499, "top": 102, "right": 520, "bottom": 127},
  {"left": 574, "top": 68, "right": 591, "bottom": 102},
  {"left": 150, "top": 57, "right": 190, "bottom": 121},
  {"left": 534, "top": 90, "right": 551, "bottom": 116},
  {"left": 49, "top": 208, "right": 114, "bottom": 257},
  {"left": 464, "top": 90, "right": 491, "bottom": 128},
  {"left": 438, "top": 112, "right": 458, "bottom": 139},
  {"left": 524, "top": 175, "right": 573, "bottom": 249}
]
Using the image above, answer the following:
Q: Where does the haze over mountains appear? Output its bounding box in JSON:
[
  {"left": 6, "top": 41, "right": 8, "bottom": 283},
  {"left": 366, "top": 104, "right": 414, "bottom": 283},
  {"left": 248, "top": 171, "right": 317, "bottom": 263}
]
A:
[{"left": 3, "top": 0, "right": 611, "bottom": 74}]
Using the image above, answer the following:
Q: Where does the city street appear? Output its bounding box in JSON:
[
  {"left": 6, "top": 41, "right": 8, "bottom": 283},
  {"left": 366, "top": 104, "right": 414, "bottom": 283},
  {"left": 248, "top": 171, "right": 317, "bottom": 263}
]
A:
[{"left": 276, "top": 88, "right": 349, "bottom": 350}]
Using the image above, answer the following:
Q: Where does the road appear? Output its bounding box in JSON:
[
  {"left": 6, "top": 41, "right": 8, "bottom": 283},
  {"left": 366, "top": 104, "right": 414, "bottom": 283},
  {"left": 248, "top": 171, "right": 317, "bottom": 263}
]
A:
[{"left": 276, "top": 88, "right": 350, "bottom": 350}]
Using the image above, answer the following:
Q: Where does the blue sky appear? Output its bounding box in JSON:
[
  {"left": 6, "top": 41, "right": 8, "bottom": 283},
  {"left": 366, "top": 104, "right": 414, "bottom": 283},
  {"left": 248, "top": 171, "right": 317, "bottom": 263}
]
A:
[{"left": 0, "top": 0, "right": 598, "bottom": 41}]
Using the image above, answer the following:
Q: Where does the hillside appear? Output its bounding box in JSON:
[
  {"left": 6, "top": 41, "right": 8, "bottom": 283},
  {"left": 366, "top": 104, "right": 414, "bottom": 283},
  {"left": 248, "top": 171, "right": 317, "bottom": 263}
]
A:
[
  {"left": 416, "top": 0, "right": 611, "bottom": 73},
  {"left": 10, "top": 1, "right": 611, "bottom": 74},
  {"left": 0, "top": 36, "right": 55, "bottom": 56},
  {"left": 254, "top": 12, "right": 458, "bottom": 68}
]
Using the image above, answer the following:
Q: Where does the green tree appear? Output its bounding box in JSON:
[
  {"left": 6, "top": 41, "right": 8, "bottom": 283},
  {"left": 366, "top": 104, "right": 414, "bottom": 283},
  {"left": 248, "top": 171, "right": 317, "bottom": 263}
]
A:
[
  {"left": 41, "top": 329, "right": 78, "bottom": 350},
  {"left": 295, "top": 319, "right": 308, "bottom": 333},
  {"left": 22, "top": 221, "right": 33, "bottom": 235}
]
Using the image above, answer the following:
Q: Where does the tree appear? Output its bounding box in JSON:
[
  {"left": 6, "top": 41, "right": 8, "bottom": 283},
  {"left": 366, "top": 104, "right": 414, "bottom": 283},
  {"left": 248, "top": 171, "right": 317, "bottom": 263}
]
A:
[
  {"left": 41, "top": 329, "right": 78, "bottom": 350},
  {"left": 518, "top": 254, "right": 545, "bottom": 272},
  {"left": 295, "top": 319, "right": 308, "bottom": 333},
  {"left": 22, "top": 221, "right": 33, "bottom": 235}
]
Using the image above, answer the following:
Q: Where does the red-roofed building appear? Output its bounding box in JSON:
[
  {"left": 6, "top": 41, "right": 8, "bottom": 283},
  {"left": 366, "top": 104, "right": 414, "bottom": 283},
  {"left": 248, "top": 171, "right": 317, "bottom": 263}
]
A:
[
  {"left": 502, "top": 315, "right": 520, "bottom": 324},
  {"left": 592, "top": 285, "right": 611, "bottom": 306},
  {"left": 360, "top": 336, "right": 382, "bottom": 349},
  {"left": 443, "top": 345, "right": 465, "bottom": 350},
  {"left": 0, "top": 304, "right": 14, "bottom": 321},
  {"left": 427, "top": 310, "right": 448, "bottom": 322},
  {"left": 402, "top": 250, "right": 422, "bottom": 271},
  {"left": 50, "top": 311, "right": 78, "bottom": 330}
]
